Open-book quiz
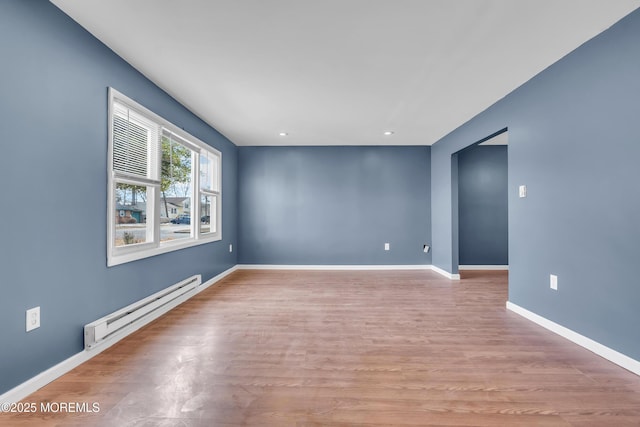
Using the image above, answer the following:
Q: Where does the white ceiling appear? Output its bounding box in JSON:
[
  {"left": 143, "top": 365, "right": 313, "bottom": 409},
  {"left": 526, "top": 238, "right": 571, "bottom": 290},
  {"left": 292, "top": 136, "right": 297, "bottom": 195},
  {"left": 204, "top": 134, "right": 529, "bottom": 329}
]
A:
[{"left": 51, "top": 1, "right": 639, "bottom": 147}]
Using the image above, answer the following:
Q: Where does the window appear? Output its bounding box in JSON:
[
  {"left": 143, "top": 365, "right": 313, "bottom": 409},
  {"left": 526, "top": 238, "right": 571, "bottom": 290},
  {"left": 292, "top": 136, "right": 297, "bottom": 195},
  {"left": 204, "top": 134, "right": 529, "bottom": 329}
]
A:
[{"left": 108, "top": 88, "right": 221, "bottom": 266}]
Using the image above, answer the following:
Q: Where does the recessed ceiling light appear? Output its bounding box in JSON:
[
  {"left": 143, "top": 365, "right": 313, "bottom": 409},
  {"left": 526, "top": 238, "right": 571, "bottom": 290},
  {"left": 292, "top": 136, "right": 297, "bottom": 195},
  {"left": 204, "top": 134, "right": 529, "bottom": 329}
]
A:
[
  {"left": 383, "top": 131, "right": 394, "bottom": 136},
  {"left": 279, "top": 132, "right": 288, "bottom": 136}
]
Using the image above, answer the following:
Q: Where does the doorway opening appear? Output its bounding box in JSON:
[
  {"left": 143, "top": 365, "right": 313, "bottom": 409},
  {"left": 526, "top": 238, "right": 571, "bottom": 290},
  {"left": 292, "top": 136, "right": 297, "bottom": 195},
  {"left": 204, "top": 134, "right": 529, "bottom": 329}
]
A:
[{"left": 453, "top": 129, "right": 508, "bottom": 275}]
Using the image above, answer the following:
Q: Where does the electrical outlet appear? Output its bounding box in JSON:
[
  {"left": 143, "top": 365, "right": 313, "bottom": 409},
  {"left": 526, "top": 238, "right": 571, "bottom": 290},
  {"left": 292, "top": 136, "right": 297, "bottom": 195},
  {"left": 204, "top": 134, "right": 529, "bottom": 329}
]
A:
[
  {"left": 550, "top": 274, "right": 558, "bottom": 291},
  {"left": 384, "top": 243, "right": 390, "bottom": 251},
  {"left": 229, "top": 244, "right": 233, "bottom": 253},
  {"left": 26, "top": 307, "right": 40, "bottom": 332}
]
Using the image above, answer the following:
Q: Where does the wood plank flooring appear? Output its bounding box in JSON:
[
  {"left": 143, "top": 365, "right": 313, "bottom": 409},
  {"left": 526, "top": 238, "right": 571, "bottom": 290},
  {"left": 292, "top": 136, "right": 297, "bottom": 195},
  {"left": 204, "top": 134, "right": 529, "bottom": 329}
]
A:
[{"left": 2, "top": 269, "right": 640, "bottom": 426}]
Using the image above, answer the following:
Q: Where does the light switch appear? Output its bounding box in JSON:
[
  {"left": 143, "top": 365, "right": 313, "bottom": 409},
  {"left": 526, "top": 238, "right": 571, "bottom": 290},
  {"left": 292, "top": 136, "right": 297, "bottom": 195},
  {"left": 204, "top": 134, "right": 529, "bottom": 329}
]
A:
[{"left": 519, "top": 185, "right": 527, "bottom": 198}]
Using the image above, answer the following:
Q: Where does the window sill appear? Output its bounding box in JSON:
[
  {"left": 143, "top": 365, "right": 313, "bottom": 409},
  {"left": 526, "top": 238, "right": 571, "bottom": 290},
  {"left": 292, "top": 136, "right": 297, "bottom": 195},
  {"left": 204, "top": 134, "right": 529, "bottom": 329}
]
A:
[{"left": 108, "top": 234, "right": 222, "bottom": 267}]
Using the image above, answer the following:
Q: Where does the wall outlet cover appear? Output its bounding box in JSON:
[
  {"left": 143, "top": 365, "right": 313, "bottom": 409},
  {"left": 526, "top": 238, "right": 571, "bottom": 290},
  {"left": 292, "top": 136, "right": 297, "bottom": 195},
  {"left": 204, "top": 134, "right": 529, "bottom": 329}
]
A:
[{"left": 26, "top": 306, "right": 41, "bottom": 332}]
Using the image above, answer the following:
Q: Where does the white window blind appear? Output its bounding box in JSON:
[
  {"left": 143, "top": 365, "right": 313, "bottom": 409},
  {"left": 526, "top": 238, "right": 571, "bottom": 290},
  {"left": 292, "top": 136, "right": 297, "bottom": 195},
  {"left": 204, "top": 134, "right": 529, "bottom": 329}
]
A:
[{"left": 112, "top": 101, "right": 159, "bottom": 181}]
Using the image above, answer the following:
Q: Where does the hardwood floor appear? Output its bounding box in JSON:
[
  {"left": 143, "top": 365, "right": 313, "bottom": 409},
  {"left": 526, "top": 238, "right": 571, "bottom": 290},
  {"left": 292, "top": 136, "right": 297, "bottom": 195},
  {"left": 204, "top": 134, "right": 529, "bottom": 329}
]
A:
[{"left": 2, "top": 269, "right": 640, "bottom": 426}]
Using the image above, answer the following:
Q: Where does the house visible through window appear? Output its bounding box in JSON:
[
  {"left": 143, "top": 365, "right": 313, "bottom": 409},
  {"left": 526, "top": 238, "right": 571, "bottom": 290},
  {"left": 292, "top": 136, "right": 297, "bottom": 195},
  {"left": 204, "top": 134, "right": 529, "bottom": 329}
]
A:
[{"left": 108, "top": 88, "right": 222, "bottom": 266}]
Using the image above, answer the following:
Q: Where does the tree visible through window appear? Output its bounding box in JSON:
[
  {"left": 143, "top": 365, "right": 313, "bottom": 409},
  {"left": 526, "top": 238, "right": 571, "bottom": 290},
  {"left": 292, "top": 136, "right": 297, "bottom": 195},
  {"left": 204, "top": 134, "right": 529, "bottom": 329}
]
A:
[{"left": 160, "top": 133, "right": 193, "bottom": 242}]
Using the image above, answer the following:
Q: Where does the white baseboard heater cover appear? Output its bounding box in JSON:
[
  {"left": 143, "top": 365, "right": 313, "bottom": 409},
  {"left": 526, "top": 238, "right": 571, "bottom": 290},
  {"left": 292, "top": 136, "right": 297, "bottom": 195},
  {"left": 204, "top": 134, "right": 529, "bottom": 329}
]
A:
[{"left": 84, "top": 274, "right": 201, "bottom": 350}]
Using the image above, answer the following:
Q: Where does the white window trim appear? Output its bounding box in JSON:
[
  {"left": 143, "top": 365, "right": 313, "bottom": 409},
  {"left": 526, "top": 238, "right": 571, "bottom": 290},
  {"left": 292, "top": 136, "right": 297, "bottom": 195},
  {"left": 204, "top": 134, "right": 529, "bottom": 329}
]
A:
[{"left": 107, "top": 88, "right": 222, "bottom": 267}]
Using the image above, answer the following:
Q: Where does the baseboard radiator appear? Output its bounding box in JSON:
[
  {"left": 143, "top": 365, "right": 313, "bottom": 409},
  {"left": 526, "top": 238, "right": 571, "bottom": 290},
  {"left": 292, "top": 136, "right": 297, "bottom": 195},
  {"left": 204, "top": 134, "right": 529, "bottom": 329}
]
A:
[{"left": 84, "top": 274, "right": 201, "bottom": 350}]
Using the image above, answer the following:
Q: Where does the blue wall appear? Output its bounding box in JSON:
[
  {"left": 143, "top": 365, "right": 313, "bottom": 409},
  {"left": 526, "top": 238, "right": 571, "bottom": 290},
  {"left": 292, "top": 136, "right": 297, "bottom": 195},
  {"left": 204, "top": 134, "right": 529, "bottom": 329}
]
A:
[
  {"left": 238, "top": 146, "right": 431, "bottom": 265},
  {"left": 431, "top": 9, "right": 640, "bottom": 359},
  {"left": 0, "top": 1, "right": 238, "bottom": 394},
  {"left": 457, "top": 145, "right": 508, "bottom": 265}
]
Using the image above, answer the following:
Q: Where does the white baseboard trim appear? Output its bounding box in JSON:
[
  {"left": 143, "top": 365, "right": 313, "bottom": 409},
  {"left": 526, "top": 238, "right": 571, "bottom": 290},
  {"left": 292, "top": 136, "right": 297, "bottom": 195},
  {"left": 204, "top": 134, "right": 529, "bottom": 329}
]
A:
[
  {"left": 198, "top": 264, "right": 239, "bottom": 292},
  {"left": 236, "top": 264, "right": 460, "bottom": 280},
  {"left": 0, "top": 265, "right": 238, "bottom": 405},
  {"left": 459, "top": 265, "right": 509, "bottom": 271},
  {"left": 238, "top": 264, "right": 462, "bottom": 280},
  {"left": 430, "top": 265, "right": 461, "bottom": 280},
  {"left": 506, "top": 301, "right": 640, "bottom": 376},
  {"left": 237, "top": 264, "right": 432, "bottom": 271}
]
